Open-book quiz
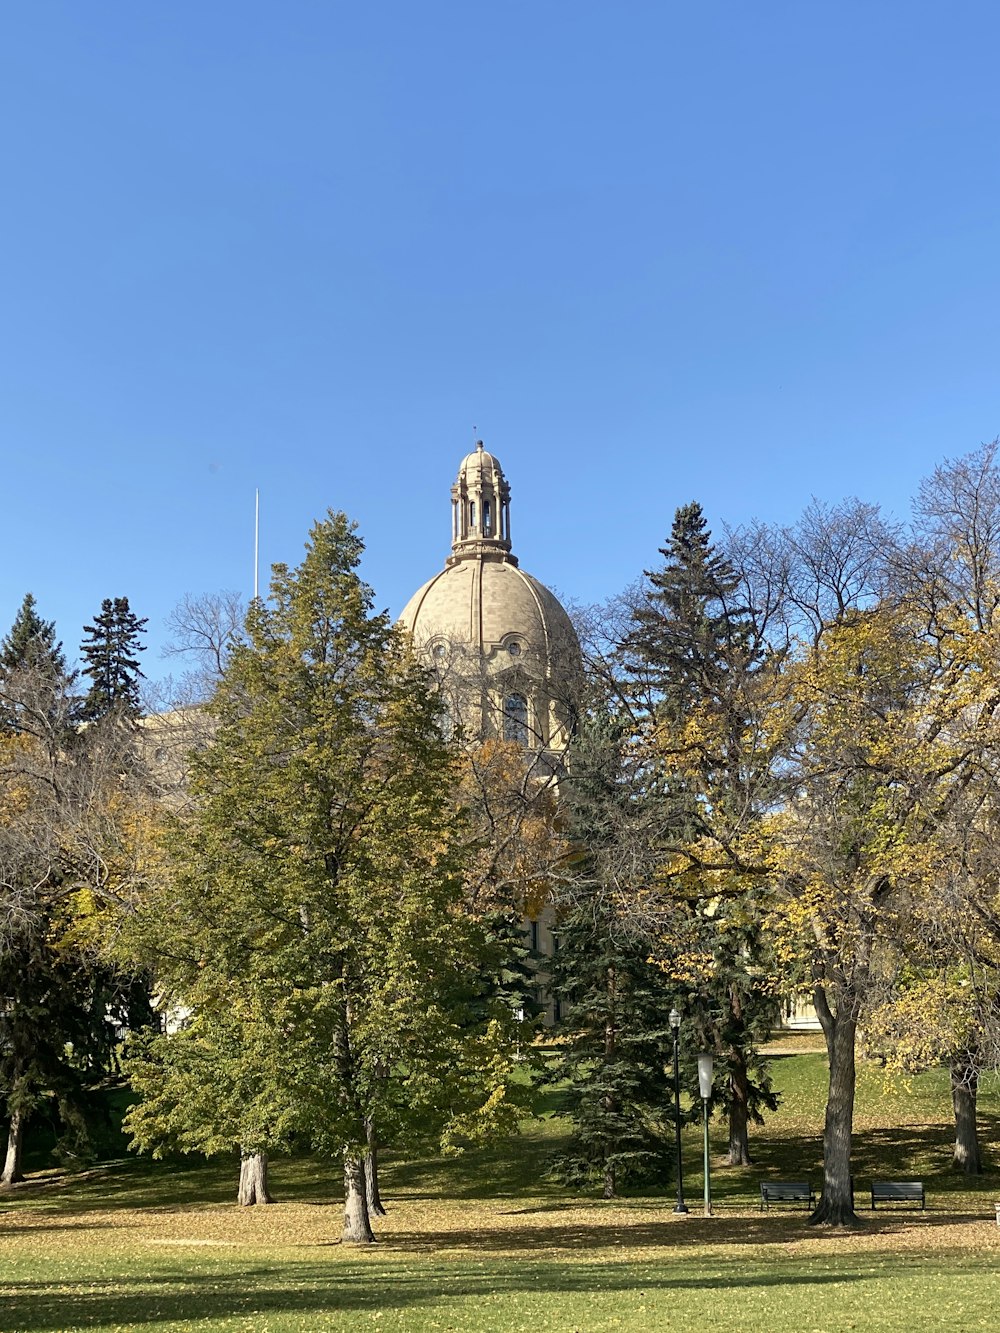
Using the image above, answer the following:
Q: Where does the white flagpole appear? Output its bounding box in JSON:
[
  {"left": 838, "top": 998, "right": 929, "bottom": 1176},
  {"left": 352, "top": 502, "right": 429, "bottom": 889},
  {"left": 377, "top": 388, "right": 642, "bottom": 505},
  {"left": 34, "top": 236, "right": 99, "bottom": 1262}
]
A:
[{"left": 254, "top": 488, "right": 260, "bottom": 600}]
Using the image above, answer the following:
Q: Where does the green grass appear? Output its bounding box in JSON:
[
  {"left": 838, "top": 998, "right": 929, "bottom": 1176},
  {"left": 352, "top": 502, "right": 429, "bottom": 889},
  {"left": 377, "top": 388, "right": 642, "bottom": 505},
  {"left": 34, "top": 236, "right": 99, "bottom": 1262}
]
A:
[{"left": 3, "top": 1045, "right": 1000, "bottom": 1331}]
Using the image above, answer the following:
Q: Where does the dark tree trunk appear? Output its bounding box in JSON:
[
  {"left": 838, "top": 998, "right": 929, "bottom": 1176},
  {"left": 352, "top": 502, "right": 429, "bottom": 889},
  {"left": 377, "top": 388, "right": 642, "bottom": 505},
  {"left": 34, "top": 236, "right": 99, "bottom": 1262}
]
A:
[
  {"left": 809, "top": 985, "right": 861, "bottom": 1227},
  {"left": 364, "top": 1118, "right": 387, "bottom": 1216},
  {"left": 951, "top": 1052, "right": 983, "bottom": 1175},
  {"left": 236, "top": 1150, "right": 274, "bottom": 1205},
  {"left": 343, "top": 1154, "right": 375, "bottom": 1243},
  {"left": 602, "top": 985, "right": 617, "bottom": 1199},
  {"left": 602, "top": 1160, "right": 616, "bottom": 1200},
  {"left": 726, "top": 1047, "right": 752, "bottom": 1166},
  {"left": 1, "top": 1108, "right": 26, "bottom": 1187}
]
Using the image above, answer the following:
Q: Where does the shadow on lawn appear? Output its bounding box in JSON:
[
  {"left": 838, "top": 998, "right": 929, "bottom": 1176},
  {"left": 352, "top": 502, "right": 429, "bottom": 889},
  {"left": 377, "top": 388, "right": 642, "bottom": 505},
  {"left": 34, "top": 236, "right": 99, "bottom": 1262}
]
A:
[
  {"left": 706, "top": 1120, "right": 1000, "bottom": 1207},
  {"left": 380, "top": 1208, "right": 993, "bottom": 1255},
  {"left": 4, "top": 1155, "right": 347, "bottom": 1217},
  {"left": 0, "top": 1256, "right": 868, "bottom": 1331}
]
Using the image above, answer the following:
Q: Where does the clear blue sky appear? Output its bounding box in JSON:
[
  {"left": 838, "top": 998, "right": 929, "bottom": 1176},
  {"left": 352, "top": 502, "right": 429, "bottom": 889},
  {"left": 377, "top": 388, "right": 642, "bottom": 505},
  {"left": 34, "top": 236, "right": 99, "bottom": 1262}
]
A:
[{"left": 3, "top": 3, "right": 999, "bottom": 677}]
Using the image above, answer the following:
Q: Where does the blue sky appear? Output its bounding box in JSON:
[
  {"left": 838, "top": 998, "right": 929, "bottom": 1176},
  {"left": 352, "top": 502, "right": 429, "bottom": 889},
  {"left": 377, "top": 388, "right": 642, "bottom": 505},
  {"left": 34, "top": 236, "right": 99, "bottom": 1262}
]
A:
[{"left": 3, "top": 3, "right": 999, "bottom": 677}]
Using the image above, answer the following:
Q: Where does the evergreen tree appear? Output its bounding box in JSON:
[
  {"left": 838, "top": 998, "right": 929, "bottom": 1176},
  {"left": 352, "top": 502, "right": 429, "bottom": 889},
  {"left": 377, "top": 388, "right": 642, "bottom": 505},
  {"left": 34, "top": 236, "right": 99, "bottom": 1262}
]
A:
[
  {"left": 0, "top": 912, "right": 112, "bottom": 1184},
  {"left": 628, "top": 501, "right": 751, "bottom": 718},
  {"left": 122, "top": 513, "right": 525, "bottom": 1240},
  {"left": 625, "top": 502, "right": 781, "bottom": 1164},
  {"left": 1, "top": 593, "right": 66, "bottom": 675},
  {"left": 80, "top": 597, "right": 147, "bottom": 720},
  {"left": 549, "top": 713, "right": 677, "bottom": 1197},
  {"left": 0, "top": 593, "right": 73, "bottom": 734}
]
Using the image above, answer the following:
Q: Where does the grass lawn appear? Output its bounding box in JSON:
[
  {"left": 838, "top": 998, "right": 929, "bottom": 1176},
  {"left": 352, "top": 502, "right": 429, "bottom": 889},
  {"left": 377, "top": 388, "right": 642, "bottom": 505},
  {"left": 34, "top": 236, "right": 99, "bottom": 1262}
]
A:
[{"left": 3, "top": 1041, "right": 1000, "bottom": 1332}]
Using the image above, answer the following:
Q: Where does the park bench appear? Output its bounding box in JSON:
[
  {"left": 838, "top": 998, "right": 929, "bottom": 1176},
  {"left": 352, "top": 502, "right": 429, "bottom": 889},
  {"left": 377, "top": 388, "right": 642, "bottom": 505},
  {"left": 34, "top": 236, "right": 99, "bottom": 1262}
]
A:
[
  {"left": 870, "top": 1180, "right": 925, "bottom": 1210},
  {"left": 759, "top": 1181, "right": 816, "bottom": 1211}
]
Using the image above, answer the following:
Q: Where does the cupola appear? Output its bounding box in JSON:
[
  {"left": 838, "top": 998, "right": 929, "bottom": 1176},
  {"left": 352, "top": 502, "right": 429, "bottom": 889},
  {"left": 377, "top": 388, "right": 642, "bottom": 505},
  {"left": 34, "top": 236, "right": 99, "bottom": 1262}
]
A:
[{"left": 449, "top": 441, "right": 515, "bottom": 564}]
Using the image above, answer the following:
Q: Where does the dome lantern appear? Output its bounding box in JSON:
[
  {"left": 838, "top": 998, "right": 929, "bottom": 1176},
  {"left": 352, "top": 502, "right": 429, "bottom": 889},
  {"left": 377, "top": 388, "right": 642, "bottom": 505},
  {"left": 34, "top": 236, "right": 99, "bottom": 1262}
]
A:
[{"left": 449, "top": 441, "right": 515, "bottom": 565}]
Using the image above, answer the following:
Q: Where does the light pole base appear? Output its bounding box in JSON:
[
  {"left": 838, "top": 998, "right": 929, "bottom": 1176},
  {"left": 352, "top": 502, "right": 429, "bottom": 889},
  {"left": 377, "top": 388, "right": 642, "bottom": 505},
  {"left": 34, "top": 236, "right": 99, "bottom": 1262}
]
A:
[{"left": 673, "top": 1203, "right": 689, "bottom": 1214}]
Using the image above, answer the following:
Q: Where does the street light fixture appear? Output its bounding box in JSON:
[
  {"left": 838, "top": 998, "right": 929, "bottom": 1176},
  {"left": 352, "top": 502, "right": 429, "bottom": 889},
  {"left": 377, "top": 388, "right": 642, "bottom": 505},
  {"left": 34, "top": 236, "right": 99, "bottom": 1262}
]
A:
[
  {"left": 697, "top": 1052, "right": 714, "bottom": 1217},
  {"left": 668, "top": 1007, "right": 687, "bottom": 1214}
]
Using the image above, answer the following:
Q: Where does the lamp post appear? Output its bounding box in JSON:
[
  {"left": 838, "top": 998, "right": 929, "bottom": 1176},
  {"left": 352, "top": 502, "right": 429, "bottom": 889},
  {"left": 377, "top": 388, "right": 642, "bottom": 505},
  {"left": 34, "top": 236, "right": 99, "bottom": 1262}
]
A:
[
  {"left": 668, "top": 1007, "right": 687, "bottom": 1214},
  {"left": 697, "top": 1053, "right": 714, "bottom": 1217}
]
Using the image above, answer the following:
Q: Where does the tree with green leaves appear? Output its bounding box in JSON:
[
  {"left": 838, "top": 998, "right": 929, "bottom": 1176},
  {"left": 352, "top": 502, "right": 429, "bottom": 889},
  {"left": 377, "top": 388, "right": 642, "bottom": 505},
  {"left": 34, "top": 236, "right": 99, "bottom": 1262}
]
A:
[
  {"left": 122, "top": 513, "right": 525, "bottom": 1240},
  {"left": 549, "top": 712, "right": 678, "bottom": 1198},
  {"left": 1, "top": 593, "right": 66, "bottom": 677},
  {"left": 0, "top": 593, "right": 74, "bottom": 735},
  {"left": 623, "top": 502, "right": 783, "bottom": 1165},
  {"left": 80, "top": 597, "right": 147, "bottom": 721}
]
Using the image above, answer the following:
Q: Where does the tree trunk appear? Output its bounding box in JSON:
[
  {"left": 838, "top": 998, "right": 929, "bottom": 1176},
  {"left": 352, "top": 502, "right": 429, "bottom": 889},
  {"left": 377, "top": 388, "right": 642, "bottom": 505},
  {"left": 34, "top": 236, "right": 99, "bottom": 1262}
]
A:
[
  {"left": 602, "top": 975, "right": 618, "bottom": 1199},
  {"left": 602, "top": 1159, "right": 616, "bottom": 1200},
  {"left": 364, "top": 1118, "right": 387, "bottom": 1216},
  {"left": 809, "top": 986, "right": 861, "bottom": 1226},
  {"left": 342, "top": 1154, "right": 375, "bottom": 1244},
  {"left": 1, "top": 1108, "right": 26, "bottom": 1187},
  {"left": 236, "top": 1150, "right": 274, "bottom": 1205},
  {"left": 951, "top": 1052, "right": 983, "bottom": 1175},
  {"left": 725, "top": 1047, "right": 752, "bottom": 1166}
]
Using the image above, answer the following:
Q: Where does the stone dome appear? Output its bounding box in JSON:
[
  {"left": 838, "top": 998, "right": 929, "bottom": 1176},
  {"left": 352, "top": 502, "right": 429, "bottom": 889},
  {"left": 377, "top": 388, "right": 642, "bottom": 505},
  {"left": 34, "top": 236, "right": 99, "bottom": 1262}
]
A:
[
  {"left": 399, "top": 442, "right": 581, "bottom": 751},
  {"left": 457, "top": 442, "right": 504, "bottom": 477}
]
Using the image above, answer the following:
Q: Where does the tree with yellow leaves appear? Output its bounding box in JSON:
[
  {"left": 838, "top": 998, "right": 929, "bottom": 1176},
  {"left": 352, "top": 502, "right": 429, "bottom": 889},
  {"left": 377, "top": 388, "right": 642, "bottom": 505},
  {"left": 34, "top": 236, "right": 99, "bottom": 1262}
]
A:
[{"left": 766, "top": 461, "right": 1000, "bottom": 1221}]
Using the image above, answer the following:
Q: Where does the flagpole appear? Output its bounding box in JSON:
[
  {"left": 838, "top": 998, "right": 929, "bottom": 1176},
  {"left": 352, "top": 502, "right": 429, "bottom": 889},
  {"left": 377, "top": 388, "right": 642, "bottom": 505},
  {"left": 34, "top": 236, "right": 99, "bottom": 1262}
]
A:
[{"left": 254, "top": 488, "right": 260, "bottom": 600}]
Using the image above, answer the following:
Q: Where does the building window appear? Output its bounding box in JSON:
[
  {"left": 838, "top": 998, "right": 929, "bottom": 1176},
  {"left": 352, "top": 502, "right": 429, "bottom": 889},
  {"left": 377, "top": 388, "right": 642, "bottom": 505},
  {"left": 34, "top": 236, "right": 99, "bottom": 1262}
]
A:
[
  {"left": 470, "top": 501, "right": 476, "bottom": 529},
  {"left": 483, "top": 499, "right": 492, "bottom": 535},
  {"left": 503, "top": 692, "right": 529, "bottom": 744}
]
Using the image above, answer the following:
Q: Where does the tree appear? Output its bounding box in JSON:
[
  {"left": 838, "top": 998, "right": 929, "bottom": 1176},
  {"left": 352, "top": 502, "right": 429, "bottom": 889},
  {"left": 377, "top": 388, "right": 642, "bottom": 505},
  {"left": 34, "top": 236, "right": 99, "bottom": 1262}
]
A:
[
  {"left": 0, "top": 636, "right": 149, "bottom": 1185},
  {"left": 623, "top": 503, "right": 784, "bottom": 1165},
  {"left": 0, "top": 593, "right": 73, "bottom": 735},
  {"left": 764, "top": 485, "right": 1000, "bottom": 1222},
  {"left": 80, "top": 597, "right": 147, "bottom": 721},
  {"left": 123, "top": 978, "right": 299, "bottom": 1205},
  {"left": 1, "top": 593, "right": 66, "bottom": 678},
  {"left": 123, "top": 513, "right": 524, "bottom": 1240},
  {"left": 549, "top": 712, "right": 677, "bottom": 1197},
  {"left": 161, "top": 591, "right": 246, "bottom": 704}
]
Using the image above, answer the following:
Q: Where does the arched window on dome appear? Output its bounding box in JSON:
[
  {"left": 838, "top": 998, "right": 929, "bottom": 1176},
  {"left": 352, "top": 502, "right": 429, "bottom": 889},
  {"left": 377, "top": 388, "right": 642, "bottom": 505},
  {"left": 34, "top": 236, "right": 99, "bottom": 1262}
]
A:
[
  {"left": 483, "top": 498, "right": 492, "bottom": 535},
  {"left": 503, "top": 692, "right": 529, "bottom": 745},
  {"left": 470, "top": 501, "right": 476, "bottom": 531}
]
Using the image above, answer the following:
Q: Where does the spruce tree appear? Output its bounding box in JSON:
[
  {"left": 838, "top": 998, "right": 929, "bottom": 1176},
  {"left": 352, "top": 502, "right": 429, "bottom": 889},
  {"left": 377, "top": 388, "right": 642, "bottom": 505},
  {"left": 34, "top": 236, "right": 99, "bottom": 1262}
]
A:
[
  {"left": 80, "top": 597, "right": 147, "bottom": 720},
  {"left": 1, "top": 593, "right": 66, "bottom": 675},
  {"left": 625, "top": 502, "right": 781, "bottom": 1164},
  {"left": 550, "top": 713, "right": 677, "bottom": 1198},
  {"left": 0, "top": 594, "right": 73, "bottom": 734},
  {"left": 628, "top": 501, "right": 750, "bottom": 717}
]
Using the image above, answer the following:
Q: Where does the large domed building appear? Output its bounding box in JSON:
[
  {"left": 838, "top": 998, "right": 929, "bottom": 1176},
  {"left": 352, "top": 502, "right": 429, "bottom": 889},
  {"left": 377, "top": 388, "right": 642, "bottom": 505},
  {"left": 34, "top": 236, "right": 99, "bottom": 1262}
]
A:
[{"left": 400, "top": 442, "right": 581, "bottom": 751}]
